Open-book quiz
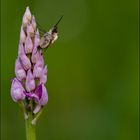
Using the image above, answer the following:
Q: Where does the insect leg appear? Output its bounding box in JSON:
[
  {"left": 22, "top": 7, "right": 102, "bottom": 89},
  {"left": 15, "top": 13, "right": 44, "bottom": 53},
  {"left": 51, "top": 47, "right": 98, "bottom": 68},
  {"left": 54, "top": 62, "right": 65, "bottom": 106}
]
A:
[{"left": 36, "top": 21, "right": 47, "bottom": 33}]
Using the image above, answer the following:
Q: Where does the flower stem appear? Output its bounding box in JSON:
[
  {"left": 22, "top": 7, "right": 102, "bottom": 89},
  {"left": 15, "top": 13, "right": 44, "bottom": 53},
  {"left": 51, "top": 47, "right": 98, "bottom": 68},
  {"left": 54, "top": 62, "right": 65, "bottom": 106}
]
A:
[{"left": 25, "top": 112, "right": 36, "bottom": 140}]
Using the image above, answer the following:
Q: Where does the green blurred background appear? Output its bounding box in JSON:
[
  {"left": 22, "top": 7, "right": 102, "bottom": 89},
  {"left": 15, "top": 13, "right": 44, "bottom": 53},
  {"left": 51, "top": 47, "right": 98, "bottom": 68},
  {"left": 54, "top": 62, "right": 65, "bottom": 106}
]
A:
[{"left": 1, "top": 0, "right": 139, "bottom": 140}]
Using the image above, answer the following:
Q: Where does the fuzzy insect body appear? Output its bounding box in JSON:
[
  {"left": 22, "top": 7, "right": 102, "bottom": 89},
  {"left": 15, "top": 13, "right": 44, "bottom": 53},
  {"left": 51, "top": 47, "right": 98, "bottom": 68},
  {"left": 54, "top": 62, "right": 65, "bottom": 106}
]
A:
[
  {"left": 39, "top": 29, "right": 58, "bottom": 48},
  {"left": 38, "top": 16, "right": 63, "bottom": 49}
]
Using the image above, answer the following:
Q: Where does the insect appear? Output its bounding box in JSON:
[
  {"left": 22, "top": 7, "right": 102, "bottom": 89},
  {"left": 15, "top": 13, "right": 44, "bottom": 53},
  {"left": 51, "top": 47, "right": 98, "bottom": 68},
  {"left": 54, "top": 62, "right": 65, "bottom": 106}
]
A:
[{"left": 37, "top": 16, "right": 63, "bottom": 49}]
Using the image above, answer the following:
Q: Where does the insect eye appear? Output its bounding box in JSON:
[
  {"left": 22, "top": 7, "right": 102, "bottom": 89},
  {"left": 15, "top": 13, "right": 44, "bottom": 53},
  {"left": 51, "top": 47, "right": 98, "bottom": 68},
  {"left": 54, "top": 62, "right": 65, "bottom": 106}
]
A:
[{"left": 52, "top": 27, "right": 57, "bottom": 33}]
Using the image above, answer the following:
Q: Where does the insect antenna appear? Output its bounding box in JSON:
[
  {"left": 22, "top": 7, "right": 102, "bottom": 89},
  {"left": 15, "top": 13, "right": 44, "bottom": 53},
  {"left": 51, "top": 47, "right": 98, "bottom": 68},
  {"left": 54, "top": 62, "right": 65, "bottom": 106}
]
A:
[
  {"left": 52, "top": 15, "right": 63, "bottom": 33},
  {"left": 54, "top": 15, "right": 63, "bottom": 28}
]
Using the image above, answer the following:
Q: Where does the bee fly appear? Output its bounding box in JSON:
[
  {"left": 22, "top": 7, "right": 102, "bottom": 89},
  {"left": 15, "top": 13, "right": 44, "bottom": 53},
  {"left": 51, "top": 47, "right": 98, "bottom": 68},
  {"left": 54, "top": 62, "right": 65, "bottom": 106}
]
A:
[{"left": 37, "top": 16, "right": 63, "bottom": 49}]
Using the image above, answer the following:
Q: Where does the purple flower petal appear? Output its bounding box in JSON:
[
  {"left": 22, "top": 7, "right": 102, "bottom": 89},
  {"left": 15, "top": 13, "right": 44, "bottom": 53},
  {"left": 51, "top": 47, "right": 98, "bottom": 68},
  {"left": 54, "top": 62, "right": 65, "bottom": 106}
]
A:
[
  {"left": 25, "top": 34, "right": 34, "bottom": 54},
  {"left": 27, "top": 23, "right": 34, "bottom": 37},
  {"left": 33, "top": 55, "right": 44, "bottom": 78},
  {"left": 24, "top": 91, "right": 39, "bottom": 101},
  {"left": 20, "top": 26, "right": 26, "bottom": 43},
  {"left": 15, "top": 57, "right": 26, "bottom": 81},
  {"left": 39, "top": 84, "right": 48, "bottom": 106},
  {"left": 39, "top": 65, "right": 48, "bottom": 84},
  {"left": 25, "top": 70, "right": 35, "bottom": 92},
  {"left": 20, "top": 55, "right": 31, "bottom": 70},
  {"left": 18, "top": 43, "right": 25, "bottom": 56},
  {"left": 34, "top": 29, "right": 40, "bottom": 47},
  {"left": 22, "top": 6, "right": 31, "bottom": 27},
  {"left": 18, "top": 43, "right": 31, "bottom": 70},
  {"left": 31, "top": 44, "right": 40, "bottom": 64},
  {"left": 32, "top": 15, "right": 36, "bottom": 30},
  {"left": 35, "top": 84, "right": 42, "bottom": 99},
  {"left": 11, "top": 78, "right": 25, "bottom": 102}
]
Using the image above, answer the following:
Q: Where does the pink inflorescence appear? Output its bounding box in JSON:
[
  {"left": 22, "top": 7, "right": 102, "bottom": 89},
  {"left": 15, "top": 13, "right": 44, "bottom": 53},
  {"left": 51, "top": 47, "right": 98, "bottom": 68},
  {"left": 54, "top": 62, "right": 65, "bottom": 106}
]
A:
[{"left": 11, "top": 7, "right": 50, "bottom": 115}]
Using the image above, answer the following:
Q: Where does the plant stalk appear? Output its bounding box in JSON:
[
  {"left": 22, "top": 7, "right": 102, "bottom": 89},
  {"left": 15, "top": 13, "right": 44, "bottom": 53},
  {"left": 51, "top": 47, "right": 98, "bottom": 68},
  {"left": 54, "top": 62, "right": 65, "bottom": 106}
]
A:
[{"left": 25, "top": 113, "right": 36, "bottom": 140}]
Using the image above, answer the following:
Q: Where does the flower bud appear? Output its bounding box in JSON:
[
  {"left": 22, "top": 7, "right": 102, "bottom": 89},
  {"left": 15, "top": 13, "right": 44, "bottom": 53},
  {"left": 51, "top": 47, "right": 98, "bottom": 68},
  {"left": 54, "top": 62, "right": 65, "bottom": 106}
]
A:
[
  {"left": 21, "top": 55, "right": 31, "bottom": 70},
  {"left": 25, "top": 70, "right": 35, "bottom": 92},
  {"left": 33, "top": 55, "right": 44, "bottom": 78},
  {"left": 22, "top": 15, "right": 29, "bottom": 27},
  {"left": 25, "top": 6, "right": 32, "bottom": 20},
  {"left": 20, "top": 26, "right": 26, "bottom": 43},
  {"left": 25, "top": 34, "right": 33, "bottom": 54},
  {"left": 39, "top": 66, "right": 48, "bottom": 84},
  {"left": 11, "top": 78, "right": 25, "bottom": 102},
  {"left": 18, "top": 43, "right": 25, "bottom": 56},
  {"left": 15, "top": 58, "right": 26, "bottom": 81},
  {"left": 18, "top": 43, "right": 31, "bottom": 70},
  {"left": 31, "top": 45, "right": 40, "bottom": 64},
  {"left": 27, "top": 23, "right": 34, "bottom": 37},
  {"left": 31, "top": 30, "right": 40, "bottom": 63},
  {"left": 32, "top": 15, "right": 36, "bottom": 30},
  {"left": 39, "top": 84, "right": 48, "bottom": 106},
  {"left": 22, "top": 7, "right": 32, "bottom": 26}
]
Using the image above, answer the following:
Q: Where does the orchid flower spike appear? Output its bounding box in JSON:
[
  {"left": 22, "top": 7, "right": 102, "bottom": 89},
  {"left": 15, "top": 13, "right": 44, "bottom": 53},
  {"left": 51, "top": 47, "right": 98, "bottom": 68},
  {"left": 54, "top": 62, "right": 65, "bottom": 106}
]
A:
[{"left": 11, "top": 6, "right": 60, "bottom": 129}]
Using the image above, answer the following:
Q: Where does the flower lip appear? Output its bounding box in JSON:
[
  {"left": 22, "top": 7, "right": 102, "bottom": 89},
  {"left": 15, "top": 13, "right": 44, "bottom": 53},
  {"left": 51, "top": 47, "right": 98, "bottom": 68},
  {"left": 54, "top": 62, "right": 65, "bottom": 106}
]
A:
[
  {"left": 24, "top": 84, "right": 43, "bottom": 101},
  {"left": 35, "top": 84, "right": 42, "bottom": 99},
  {"left": 24, "top": 91, "right": 39, "bottom": 101}
]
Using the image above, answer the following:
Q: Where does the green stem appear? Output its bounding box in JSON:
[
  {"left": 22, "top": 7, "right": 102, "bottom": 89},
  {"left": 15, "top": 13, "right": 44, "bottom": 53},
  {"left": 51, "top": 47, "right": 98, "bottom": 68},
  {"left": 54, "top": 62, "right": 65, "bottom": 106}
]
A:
[{"left": 25, "top": 113, "right": 36, "bottom": 140}]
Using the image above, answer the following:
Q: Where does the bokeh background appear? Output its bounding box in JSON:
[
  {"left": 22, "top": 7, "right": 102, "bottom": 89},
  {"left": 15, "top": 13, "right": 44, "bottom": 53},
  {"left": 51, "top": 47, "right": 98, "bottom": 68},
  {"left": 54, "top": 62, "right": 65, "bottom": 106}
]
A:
[{"left": 1, "top": 0, "right": 139, "bottom": 140}]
